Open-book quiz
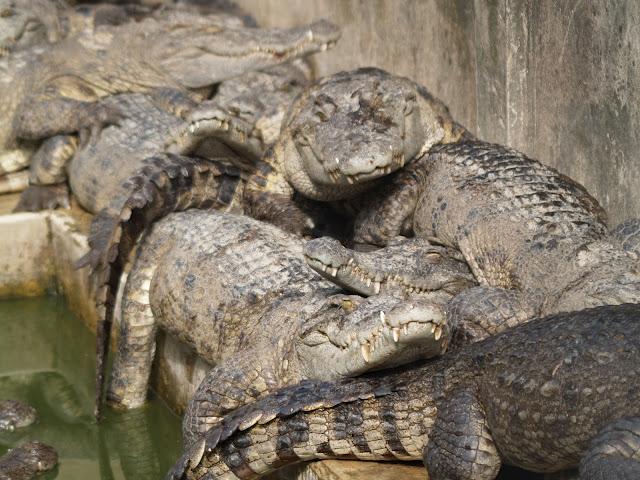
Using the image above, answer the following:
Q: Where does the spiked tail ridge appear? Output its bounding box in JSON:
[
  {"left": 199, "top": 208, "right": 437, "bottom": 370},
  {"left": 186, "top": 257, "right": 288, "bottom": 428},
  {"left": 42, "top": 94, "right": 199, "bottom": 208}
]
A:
[
  {"left": 75, "top": 153, "right": 243, "bottom": 418},
  {"left": 168, "top": 375, "right": 432, "bottom": 479}
]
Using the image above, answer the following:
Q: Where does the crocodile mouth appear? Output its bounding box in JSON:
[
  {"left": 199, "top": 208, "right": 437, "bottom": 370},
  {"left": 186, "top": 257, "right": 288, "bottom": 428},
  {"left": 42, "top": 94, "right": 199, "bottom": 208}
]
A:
[
  {"left": 304, "top": 253, "right": 469, "bottom": 296},
  {"left": 302, "top": 301, "right": 449, "bottom": 374},
  {"left": 324, "top": 150, "right": 405, "bottom": 185}
]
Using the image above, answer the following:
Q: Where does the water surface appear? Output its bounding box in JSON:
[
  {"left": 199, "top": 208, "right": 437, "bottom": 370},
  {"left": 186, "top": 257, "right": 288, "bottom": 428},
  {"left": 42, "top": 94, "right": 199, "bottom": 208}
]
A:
[{"left": 0, "top": 296, "right": 182, "bottom": 479}]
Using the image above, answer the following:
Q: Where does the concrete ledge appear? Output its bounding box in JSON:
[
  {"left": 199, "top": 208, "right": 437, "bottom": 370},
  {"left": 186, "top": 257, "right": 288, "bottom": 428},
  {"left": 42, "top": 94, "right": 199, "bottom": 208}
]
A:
[{"left": 0, "top": 207, "right": 428, "bottom": 479}]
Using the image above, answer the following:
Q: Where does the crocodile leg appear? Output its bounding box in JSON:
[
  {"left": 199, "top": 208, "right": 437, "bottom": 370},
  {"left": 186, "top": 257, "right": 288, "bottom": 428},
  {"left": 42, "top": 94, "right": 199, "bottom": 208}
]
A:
[
  {"left": 580, "top": 417, "right": 640, "bottom": 480},
  {"left": 611, "top": 218, "right": 640, "bottom": 256},
  {"left": 424, "top": 389, "right": 501, "bottom": 480},
  {"left": 446, "top": 286, "right": 537, "bottom": 346},
  {"left": 183, "top": 350, "right": 282, "bottom": 447},
  {"left": 244, "top": 152, "right": 319, "bottom": 236},
  {"left": 13, "top": 134, "right": 77, "bottom": 212},
  {"left": 351, "top": 154, "right": 426, "bottom": 246},
  {"left": 13, "top": 95, "right": 124, "bottom": 144}
]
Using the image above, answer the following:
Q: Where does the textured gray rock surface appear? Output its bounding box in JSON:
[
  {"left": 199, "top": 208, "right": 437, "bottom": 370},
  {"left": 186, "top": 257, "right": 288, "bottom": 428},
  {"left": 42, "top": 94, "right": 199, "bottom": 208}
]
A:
[{"left": 236, "top": 0, "right": 640, "bottom": 224}]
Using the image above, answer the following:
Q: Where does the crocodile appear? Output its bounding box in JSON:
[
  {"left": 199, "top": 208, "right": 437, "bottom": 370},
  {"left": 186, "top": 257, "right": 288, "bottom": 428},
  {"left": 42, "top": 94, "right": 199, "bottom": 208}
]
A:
[
  {"left": 305, "top": 140, "right": 640, "bottom": 346},
  {"left": 168, "top": 303, "right": 640, "bottom": 480},
  {"left": 0, "top": 400, "right": 36, "bottom": 432},
  {"left": 0, "top": 0, "right": 164, "bottom": 177},
  {"left": 103, "top": 209, "right": 474, "bottom": 445},
  {"left": 165, "top": 59, "right": 313, "bottom": 164},
  {"left": 15, "top": 60, "right": 314, "bottom": 212},
  {"left": 3, "top": 10, "right": 339, "bottom": 205},
  {"left": 0, "top": 441, "right": 57, "bottom": 480},
  {"left": 239, "top": 67, "right": 471, "bottom": 232}
]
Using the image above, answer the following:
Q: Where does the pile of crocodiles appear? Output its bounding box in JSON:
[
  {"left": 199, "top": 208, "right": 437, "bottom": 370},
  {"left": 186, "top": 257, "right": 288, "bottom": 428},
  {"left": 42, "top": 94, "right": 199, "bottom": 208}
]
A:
[{"left": 1, "top": 1, "right": 640, "bottom": 479}]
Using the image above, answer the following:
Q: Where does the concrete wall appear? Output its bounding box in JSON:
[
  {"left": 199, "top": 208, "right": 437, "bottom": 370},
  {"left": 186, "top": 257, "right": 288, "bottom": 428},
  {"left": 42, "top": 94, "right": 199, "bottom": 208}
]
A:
[{"left": 237, "top": 0, "right": 640, "bottom": 225}]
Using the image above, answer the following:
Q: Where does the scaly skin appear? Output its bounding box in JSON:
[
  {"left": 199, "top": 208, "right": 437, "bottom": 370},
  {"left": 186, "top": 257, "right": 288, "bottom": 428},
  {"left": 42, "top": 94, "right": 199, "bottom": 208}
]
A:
[
  {"left": 319, "top": 141, "right": 640, "bottom": 345},
  {"left": 0, "top": 0, "right": 162, "bottom": 177},
  {"left": 240, "top": 67, "right": 470, "bottom": 234},
  {"left": 106, "top": 209, "right": 472, "bottom": 446},
  {"left": 169, "top": 303, "right": 640, "bottom": 480},
  {"left": 0, "top": 441, "right": 58, "bottom": 480},
  {"left": 611, "top": 218, "right": 640, "bottom": 256},
  {"left": 0, "top": 400, "right": 37, "bottom": 431},
  {"left": 15, "top": 92, "right": 188, "bottom": 212},
  {"left": 16, "top": 60, "right": 313, "bottom": 212},
  {"left": 166, "top": 60, "right": 313, "bottom": 164},
  {"left": 3, "top": 11, "right": 339, "bottom": 195}
]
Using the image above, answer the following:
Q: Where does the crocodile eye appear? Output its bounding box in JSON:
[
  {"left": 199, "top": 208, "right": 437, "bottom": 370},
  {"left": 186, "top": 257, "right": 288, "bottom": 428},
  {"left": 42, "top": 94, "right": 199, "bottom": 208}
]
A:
[
  {"left": 0, "top": 7, "right": 14, "bottom": 17},
  {"left": 404, "top": 96, "right": 416, "bottom": 116}
]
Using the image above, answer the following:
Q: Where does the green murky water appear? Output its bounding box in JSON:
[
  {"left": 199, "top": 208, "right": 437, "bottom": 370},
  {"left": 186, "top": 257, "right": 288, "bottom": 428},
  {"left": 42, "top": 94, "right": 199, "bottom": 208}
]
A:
[{"left": 0, "top": 297, "right": 182, "bottom": 479}]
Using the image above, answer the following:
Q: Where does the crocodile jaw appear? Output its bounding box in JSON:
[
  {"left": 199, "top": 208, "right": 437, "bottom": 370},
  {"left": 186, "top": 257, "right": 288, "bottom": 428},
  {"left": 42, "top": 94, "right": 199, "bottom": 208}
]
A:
[
  {"left": 160, "top": 19, "right": 340, "bottom": 89},
  {"left": 297, "top": 299, "right": 450, "bottom": 380}
]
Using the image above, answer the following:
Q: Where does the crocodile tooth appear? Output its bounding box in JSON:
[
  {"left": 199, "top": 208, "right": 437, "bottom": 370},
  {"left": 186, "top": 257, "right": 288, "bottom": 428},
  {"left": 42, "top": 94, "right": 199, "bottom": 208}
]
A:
[
  {"left": 347, "top": 258, "right": 354, "bottom": 266},
  {"left": 379, "top": 311, "right": 386, "bottom": 325},
  {"left": 431, "top": 324, "right": 436, "bottom": 333},
  {"left": 403, "top": 324, "right": 409, "bottom": 335},
  {"left": 361, "top": 344, "right": 371, "bottom": 363},
  {"left": 400, "top": 156, "right": 405, "bottom": 167},
  {"left": 373, "top": 281, "right": 381, "bottom": 294},
  {"left": 366, "top": 278, "right": 372, "bottom": 287},
  {"left": 329, "top": 267, "right": 338, "bottom": 277},
  {"left": 189, "top": 123, "right": 197, "bottom": 133},
  {"left": 321, "top": 264, "right": 328, "bottom": 272},
  {"left": 282, "top": 359, "right": 289, "bottom": 370},
  {"left": 392, "top": 328, "right": 400, "bottom": 342},
  {"left": 434, "top": 326, "right": 442, "bottom": 341},
  {"left": 347, "top": 176, "right": 354, "bottom": 184}
]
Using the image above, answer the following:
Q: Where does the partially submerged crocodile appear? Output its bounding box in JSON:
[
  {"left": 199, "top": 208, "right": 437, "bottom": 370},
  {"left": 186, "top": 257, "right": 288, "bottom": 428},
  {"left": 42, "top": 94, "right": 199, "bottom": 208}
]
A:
[
  {"left": 169, "top": 303, "right": 640, "bottom": 480},
  {"left": 0, "top": 441, "right": 57, "bottom": 480},
  {"left": 307, "top": 141, "right": 640, "bottom": 346},
  {"left": 4, "top": 11, "right": 339, "bottom": 204},
  {"left": 105, "top": 209, "right": 474, "bottom": 445},
  {"left": 0, "top": 399, "right": 36, "bottom": 431}
]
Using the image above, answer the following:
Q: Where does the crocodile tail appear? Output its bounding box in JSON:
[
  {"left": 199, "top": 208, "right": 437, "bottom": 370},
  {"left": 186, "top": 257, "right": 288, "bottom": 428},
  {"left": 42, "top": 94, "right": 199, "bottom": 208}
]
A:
[
  {"left": 168, "top": 377, "right": 424, "bottom": 480},
  {"left": 75, "top": 153, "right": 243, "bottom": 418}
]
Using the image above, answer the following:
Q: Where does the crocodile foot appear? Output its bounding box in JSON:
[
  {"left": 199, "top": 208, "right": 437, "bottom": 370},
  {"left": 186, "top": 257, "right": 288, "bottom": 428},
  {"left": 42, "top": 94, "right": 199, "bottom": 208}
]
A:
[
  {"left": 13, "top": 183, "right": 70, "bottom": 212},
  {"left": 78, "top": 101, "right": 126, "bottom": 147}
]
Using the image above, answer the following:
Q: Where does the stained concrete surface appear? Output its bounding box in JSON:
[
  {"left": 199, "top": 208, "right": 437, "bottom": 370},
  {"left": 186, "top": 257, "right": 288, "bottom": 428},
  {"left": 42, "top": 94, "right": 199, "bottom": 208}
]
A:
[{"left": 237, "top": 0, "right": 639, "bottom": 224}]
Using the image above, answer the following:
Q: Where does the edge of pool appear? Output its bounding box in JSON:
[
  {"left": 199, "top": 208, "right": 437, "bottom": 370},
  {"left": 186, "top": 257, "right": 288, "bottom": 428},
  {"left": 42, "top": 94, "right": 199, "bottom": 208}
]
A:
[{"left": 0, "top": 198, "right": 426, "bottom": 480}]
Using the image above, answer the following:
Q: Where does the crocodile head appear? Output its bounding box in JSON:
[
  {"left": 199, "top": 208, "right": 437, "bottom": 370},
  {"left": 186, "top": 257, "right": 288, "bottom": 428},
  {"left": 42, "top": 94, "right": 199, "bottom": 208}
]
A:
[
  {"left": 12, "top": 441, "right": 58, "bottom": 473},
  {"left": 304, "top": 236, "right": 476, "bottom": 297},
  {"left": 0, "top": 0, "right": 59, "bottom": 56},
  {"left": 165, "top": 61, "right": 312, "bottom": 162},
  {"left": 281, "top": 67, "right": 467, "bottom": 198},
  {"left": 297, "top": 293, "right": 450, "bottom": 379},
  {"left": 139, "top": 14, "right": 340, "bottom": 89}
]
